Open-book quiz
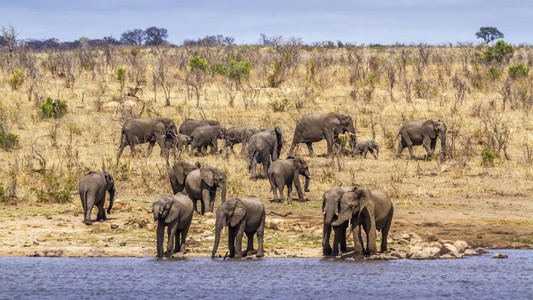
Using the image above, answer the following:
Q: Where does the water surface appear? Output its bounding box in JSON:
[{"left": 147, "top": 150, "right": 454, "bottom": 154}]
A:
[{"left": 1, "top": 250, "right": 531, "bottom": 299}]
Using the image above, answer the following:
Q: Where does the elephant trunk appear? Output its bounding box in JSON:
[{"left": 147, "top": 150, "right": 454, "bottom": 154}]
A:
[
  {"left": 220, "top": 182, "right": 227, "bottom": 204},
  {"left": 304, "top": 173, "right": 310, "bottom": 192},
  {"left": 107, "top": 188, "right": 115, "bottom": 214},
  {"left": 331, "top": 211, "right": 351, "bottom": 227},
  {"left": 212, "top": 217, "right": 225, "bottom": 258}
]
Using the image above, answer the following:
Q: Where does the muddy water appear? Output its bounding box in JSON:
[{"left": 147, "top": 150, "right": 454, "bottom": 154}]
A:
[{"left": 1, "top": 250, "right": 531, "bottom": 299}]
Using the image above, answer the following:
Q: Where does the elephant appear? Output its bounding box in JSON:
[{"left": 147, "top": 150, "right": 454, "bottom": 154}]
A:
[
  {"left": 152, "top": 194, "right": 194, "bottom": 258},
  {"left": 322, "top": 185, "right": 358, "bottom": 256},
  {"left": 247, "top": 127, "right": 282, "bottom": 179},
  {"left": 189, "top": 125, "right": 225, "bottom": 156},
  {"left": 179, "top": 119, "right": 220, "bottom": 137},
  {"left": 289, "top": 112, "right": 357, "bottom": 157},
  {"left": 354, "top": 140, "right": 379, "bottom": 159},
  {"left": 331, "top": 188, "right": 394, "bottom": 256},
  {"left": 166, "top": 133, "right": 191, "bottom": 152},
  {"left": 184, "top": 166, "right": 227, "bottom": 215},
  {"left": 168, "top": 161, "right": 201, "bottom": 195},
  {"left": 267, "top": 156, "right": 311, "bottom": 203},
  {"left": 396, "top": 119, "right": 447, "bottom": 161},
  {"left": 223, "top": 127, "right": 258, "bottom": 155},
  {"left": 211, "top": 196, "right": 265, "bottom": 259},
  {"left": 78, "top": 171, "right": 115, "bottom": 225},
  {"left": 117, "top": 117, "right": 178, "bottom": 158}
]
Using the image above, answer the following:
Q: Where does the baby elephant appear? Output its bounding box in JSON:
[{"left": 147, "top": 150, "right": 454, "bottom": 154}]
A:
[
  {"left": 212, "top": 196, "right": 265, "bottom": 259},
  {"left": 354, "top": 140, "right": 379, "bottom": 159},
  {"left": 78, "top": 171, "right": 115, "bottom": 225},
  {"left": 268, "top": 156, "right": 311, "bottom": 203},
  {"left": 153, "top": 194, "right": 194, "bottom": 258}
]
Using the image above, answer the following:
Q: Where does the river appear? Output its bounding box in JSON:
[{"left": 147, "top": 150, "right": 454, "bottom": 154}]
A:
[{"left": 1, "top": 250, "right": 531, "bottom": 299}]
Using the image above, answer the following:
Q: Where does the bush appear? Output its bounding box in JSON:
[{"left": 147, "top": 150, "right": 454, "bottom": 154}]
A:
[
  {"left": 39, "top": 97, "right": 67, "bottom": 119},
  {"left": 481, "top": 149, "right": 497, "bottom": 167},
  {"left": 487, "top": 67, "right": 502, "bottom": 80},
  {"left": 507, "top": 63, "right": 529, "bottom": 80},
  {"left": 268, "top": 98, "right": 290, "bottom": 112},
  {"left": 483, "top": 40, "right": 514, "bottom": 64},
  {"left": 0, "top": 184, "right": 9, "bottom": 203},
  {"left": 32, "top": 172, "right": 74, "bottom": 203},
  {"left": 0, "top": 131, "right": 20, "bottom": 151},
  {"left": 8, "top": 68, "right": 25, "bottom": 90}
]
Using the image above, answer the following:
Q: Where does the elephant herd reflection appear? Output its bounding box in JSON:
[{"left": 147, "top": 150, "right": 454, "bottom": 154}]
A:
[{"left": 79, "top": 112, "right": 446, "bottom": 258}]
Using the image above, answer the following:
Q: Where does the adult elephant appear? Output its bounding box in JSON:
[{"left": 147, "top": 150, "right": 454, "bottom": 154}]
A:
[
  {"left": 152, "top": 194, "right": 194, "bottom": 258},
  {"left": 223, "top": 127, "right": 258, "bottom": 155},
  {"left": 189, "top": 125, "right": 225, "bottom": 156},
  {"left": 247, "top": 127, "right": 282, "bottom": 179},
  {"left": 184, "top": 166, "right": 227, "bottom": 215},
  {"left": 354, "top": 140, "right": 379, "bottom": 159},
  {"left": 332, "top": 189, "right": 394, "bottom": 256},
  {"left": 78, "top": 171, "right": 116, "bottom": 225},
  {"left": 179, "top": 119, "right": 220, "bottom": 137},
  {"left": 117, "top": 117, "right": 178, "bottom": 158},
  {"left": 289, "top": 112, "right": 357, "bottom": 157},
  {"left": 396, "top": 119, "right": 447, "bottom": 161},
  {"left": 168, "top": 161, "right": 201, "bottom": 195},
  {"left": 211, "top": 196, "right": 265, "bottom": 259},
  {"left": 268, "top": 156, "right": 311, "bottom": 203},
  {"left": 322, "top": 185, "right": 358, "bottom": 256}
]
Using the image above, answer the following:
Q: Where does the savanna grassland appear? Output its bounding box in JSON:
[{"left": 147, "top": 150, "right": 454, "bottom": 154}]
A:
[{"left": 0, "top": 41, "right": 532, "bottom": 257}]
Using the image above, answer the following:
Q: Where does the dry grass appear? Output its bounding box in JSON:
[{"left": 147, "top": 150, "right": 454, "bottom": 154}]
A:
[{"left": 0, "top": 44, "right": 532, "bottom": 256}]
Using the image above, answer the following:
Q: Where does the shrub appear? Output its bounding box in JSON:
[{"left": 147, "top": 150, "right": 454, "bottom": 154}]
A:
[
  {"left": 507, "top": 63, "right": 529, "bottom": 80},
  {"left": 116, "top": 67, "right": 127, "bottom": 93},
  {"left": 487, "top": 67, "right": 502, "bottom": 80},
  {"left": 0, "top": 184, "right": 9, "bottom": 203},
  {"left": 268, "top": 98, "right": 290, "bottom": 112},
  {"left": 39, "top": 97, "right": 67, "bottom": 119},
  {"left": 481, "top": 149, "right": 497, "bottom": 167},
  {"left": 0, "top": 132, "right": 20, "bottom": 151},
  {"left": 483, "top": 40, "right": 514, "bottom": 64},
  {"left": 32, "top": 172, "right": 74, "bottom": 203},
  {"left": 8, "top": 68, "right": 25, "bottom": 90}
]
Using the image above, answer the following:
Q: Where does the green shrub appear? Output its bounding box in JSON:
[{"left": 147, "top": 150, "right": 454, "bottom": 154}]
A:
[
  {"left": 487, "top": 67, "right": 502, "bottom": 80},
  {"left": 39, "top": 97, "right": 68, "bottom": 119},
  {"left": 481, "top": 149, "right": 497, "bottom": 167},
  {"left": 0, "top": 132, "right": 20, "bottom": 151},
  {"left": 32, "top": 172, "right": 74, "bottom": 203},
  {"left": 0, "top": 184, "right": 9, "bottom": 203},
  {"left": 507, "top": 63, "right": 529, "bottom": 80},
  {"left": 189, "top": 56, "right": 209, "bottom": 72},
  {"left": 116, "top": 67, "right": 127, "bottom": 93},
  {"left": 8, "top": 68, "right": 25, "bottom": 90},
  {"left": 483, "top": 40, "right": 514, "bottom": 64}
]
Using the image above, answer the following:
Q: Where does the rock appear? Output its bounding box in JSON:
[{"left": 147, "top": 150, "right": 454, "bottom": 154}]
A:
[
  {"left": 453, "top": 240, "right": 468, "bottom": 253},
  {"left": 30, "top": 249, "right": 64, "bottom": 257},
  {"left": 411, "top": 247, "right": 441, "bottom": 260},
  {"left": 390, "top": 251, "right": 407, "bottom": 259},
  {"left": 476, "top": 247, "right": 489, "bottom": 254},
  {"left": 492, "top": 252, "right": 508, "bottom": 259},
  {"left": 440, "top": 254, "right": 457, "bottom": 259},
  {"left": 87, "top": 249, "right": 105, "bottom": 257},
  {"left": 274, "top": 249, "right": 286, "bottom": 255},
  {"left": 110, "top": 224, "right": 119, "bottom": 230},
  {"left": 170, "top": 252, "right": 186, "bottom": 260},
  {"left": 398, "top": 239, "right": 410, "bottom": 245},
  {"left": 425, "top": 233, "right": 439, "bottom": 242},
  {"left": 464, "top": 249, "right": 476, "bottom": 256},
  {"left": 119, "top": 242, "right": 127, "bottom": 246},
  {"left": 440, "top": 243, "right": 459, "bottom": 257},
  {"left": 267, "top": 218, "right": 288, "bottom": 231},
  {"left": 407, "top": 246, "right": 422, "bottom": 258},
  {"left": 409, "top": 233, "right": 421, "bottom": 240}
]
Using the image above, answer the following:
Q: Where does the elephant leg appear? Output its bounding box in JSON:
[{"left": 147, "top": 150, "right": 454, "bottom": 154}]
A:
[
  {"left": 117, "top": 142, "right": 127, "bottom": 158},
  {"left": 234, "top": 222, "right": 246, "bottom": 258},
  {"left": 305, "top": 142, "right": 314, "bottom": 156},
  {"left": 269, "top": 179, "right": 279, "bottom": 202},
  {"left": 353, "top": 225, "right": 364, "bottom": 255},
  {"left": 250, "top": 157, "right": 258, "bottom": 178},
  {"left": 278, "top": 185, "right": 285, "bottom": 203},
  {"left": 286, "top": 180, "right": 294, "bottom": 203},
  {"left": 363, "top": 219, "right": 377, "bottom": 255},
  {"left": 369, "top": 148, "right": 378, "bottom": 159},
  {"left": 323, "top": 224, "right": 332, "bottom": 256},
  {"left": 325, "top": 131, "right": 335, "bottom": 156},
  {"left": 422, "top": 136, "right": 433, "bottom": 160},
  {"left": 180, "top": 222, "right": 192, "bottom": 253},
  {"left": 331, "top": 227, "right": 341, "bottom": 256},
  {"left": 228, "top": 227, "right": 236, "bottom": 258},
  {"left": 256, "top": 214, "right": 265, "bottom": 257},
  {"left": 262, "top": 161, "right": 269, "bottom": 179},
  {"left": 293, "top": 175, "right": 305, "bottom": 202},
  {"left": 209, "top": 189, "right": 216, "bottom": 212},
  {"left": 156, "top": 222, "right": 165, "bottom": 258},
  {"left": 288, "top": 143, "right": 296, "bottom": 156},
  {"left": 201, "top": 189, "right": 211, "bottom": 214},
  {"left": 340, "top": 224, "right": 347, "bottom": 252},
  {"left": 381, "top": 209, "right": 394, "bottom": 253},
  {"left": 243, "top": 232, "right": 254, "bottom": 257},
  {"left": 166, "top": 224, "right": 177, "bottom": 256},
  {"left": 96, "top": 205, "right": 107, "bottom": 221},
  {"left": 85, "top": 198, "right": 95, "bottom": 225},
  {"left": 146, "top": 140, "right": 156, "bottom": 157}
]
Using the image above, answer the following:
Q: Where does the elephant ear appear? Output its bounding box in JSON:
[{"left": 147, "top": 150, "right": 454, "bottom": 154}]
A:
[
  {"left": 104, "top": 173, "right": 114, "bottom": 190},
  {"left": 230, "top": 199, "right": 246, "bottom": 227},
  {"left": 201, "top": 167, "right": 215, "bottom": 187},
  {"left": 272, "top": 127, "right": 282, "bottom": 161},
  {"left": 152, "top": 119, "right": 166, "bottom": 135},
  {"left": 355, "top": 189, "right": 371, "bottom": 218},
  {"left": 173, "top": 163, "right": 186, "bottom": 185},
  {"left": 165, "top": 197, "right": 180, "bottom": 224},
  {"left": 422, "top": 120, "right": 437, "bottom": 139}
]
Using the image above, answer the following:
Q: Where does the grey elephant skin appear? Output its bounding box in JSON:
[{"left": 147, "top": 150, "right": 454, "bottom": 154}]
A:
[
  {"left": 354, "top": 140, "right": 379, "bottom": 159},
  {"left": 247, "top": 127, "right": 282, "bottom": 178},
  {"left": 78, "top": 171, "right": 115, "bottom": 225},
  {"left": 289, "top": 112, "right": 357, "bottom": 157},
  {"left": 322, "top": 186, "right": 357, "bottom": 256},
  {"left": 332, "top": 189, "right": 394, "bottom": 255},
  {"left": 223, "top": 127, "right": 258, "bottom": 155},
  {"left": 189, "top": 125, "right": 225, "bottom": 156},
  {"left": 117, "top": 117, "right": 178, "bottom": 158},
  {"left": 184, "top": 166, "right": 227, "bottom": 215},
  {"left": 268, "top": 156, "right": 311, "bottom": 203},
  {"left": 212, "top": 196, "right": 265, "bottom": 258},
  {"left": 168, "top": 161, "right": 201, "bottom": 195},
  {"left": 153, "top": 194, "right": 194, "bottom": 258},
  {"left": 396, "top": 119, "right": 446, "bottom": 160},
  {"left": 179, "top": 119, "right": 220, "bottom": 137}
]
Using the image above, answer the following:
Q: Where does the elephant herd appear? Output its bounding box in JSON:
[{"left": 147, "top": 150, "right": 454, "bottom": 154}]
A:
[{"left": 78, "top": 112, "right": 447, "bottom": 259}]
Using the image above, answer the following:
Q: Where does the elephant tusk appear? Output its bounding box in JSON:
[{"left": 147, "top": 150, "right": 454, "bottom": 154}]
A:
[
  {"left": 212, "top": 226, "right": 216, "bottom": 231},
  {"left": 322, "top": 211, "right": 326, "bottom": 215}
]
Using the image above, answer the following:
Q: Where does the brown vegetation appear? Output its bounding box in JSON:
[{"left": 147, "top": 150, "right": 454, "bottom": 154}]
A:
[{"left": 0, "top": 42, "right": 532, "bottom": 257}]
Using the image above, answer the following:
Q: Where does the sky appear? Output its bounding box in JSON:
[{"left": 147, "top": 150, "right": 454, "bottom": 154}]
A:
[{"left": 1, "top": 0, "right": 532, "bottom": 45}]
